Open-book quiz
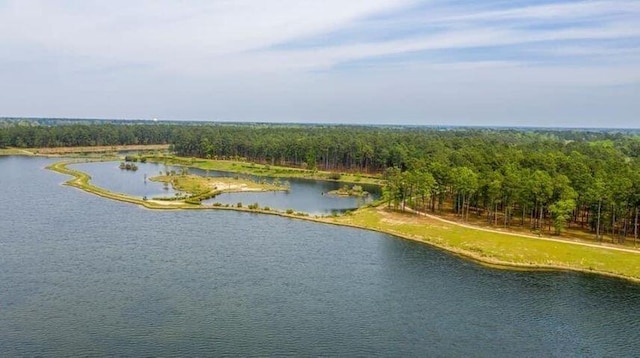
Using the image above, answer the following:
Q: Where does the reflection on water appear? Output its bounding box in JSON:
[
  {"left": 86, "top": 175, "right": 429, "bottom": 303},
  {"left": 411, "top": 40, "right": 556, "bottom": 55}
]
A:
[
  {"left": 70, "top": 161, "right": 380, "bottom": 214},
  {"left": 1, "top": 156, "right": 639, "bottom": 356},
  {"left": 71, "top": 161, "right": 182, "bottom": 198}
]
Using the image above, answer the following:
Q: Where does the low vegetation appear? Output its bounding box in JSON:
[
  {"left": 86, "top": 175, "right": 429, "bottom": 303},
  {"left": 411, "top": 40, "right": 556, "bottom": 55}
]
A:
[
  {"left": 47, "top": 160, "right": 197, "bottom": 210},
  {"left": 46, "top": 159, "right": 640, "bottom": 283},
  {"left": 149, "top": 172, "right": 288, "bottom": 204},
  {"left": 0, "top": 148, "right": 32, "bottom": 156},
  {"left": 9, "top": 118, "right": 640, "bottom": 282},
  {"left": 328, "top": 184, "right": 369, "bottom": 197},
  {"left": 145, "top": 154, "right": 381, "bottom": 185},
  {"left": 329, "top": 207, "right": 640, "bottom": 282}
]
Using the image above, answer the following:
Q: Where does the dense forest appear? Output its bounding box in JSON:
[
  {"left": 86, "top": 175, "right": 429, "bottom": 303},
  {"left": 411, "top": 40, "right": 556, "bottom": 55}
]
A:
[{"left": 2, "top": 119, "right": 640, "bottom": 241}]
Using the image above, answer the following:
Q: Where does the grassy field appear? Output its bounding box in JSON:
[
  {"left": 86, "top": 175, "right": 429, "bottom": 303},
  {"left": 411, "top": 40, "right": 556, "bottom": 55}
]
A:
[
  {"left": 0, "top": 148, "right": 33, "bottom": 156},
  {"left": 1, "top": 144, "right": 170, "bottom": 156},
  {"left": 329, "top": 207, "right": 640, "bottom": 282},
  {"left": 147, "top": 155, "right": 383, "bottom": 185}
]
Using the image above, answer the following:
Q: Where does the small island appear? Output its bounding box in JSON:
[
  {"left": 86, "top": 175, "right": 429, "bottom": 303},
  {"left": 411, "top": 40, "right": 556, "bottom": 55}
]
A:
[
  {"left": 149, "top": 172, "right": 289, "bottom": 203},
  {"left": 327, "top": 184, "right": 369, "bottom": 197},
  {"left": 119, "top": 162, "right": 138, "bottom": 171}
]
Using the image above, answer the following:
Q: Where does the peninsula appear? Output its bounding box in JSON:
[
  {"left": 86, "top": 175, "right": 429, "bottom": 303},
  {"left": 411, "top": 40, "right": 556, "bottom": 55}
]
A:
[{"left": 46, "top": 157, "right": 640, "bottom": 284}]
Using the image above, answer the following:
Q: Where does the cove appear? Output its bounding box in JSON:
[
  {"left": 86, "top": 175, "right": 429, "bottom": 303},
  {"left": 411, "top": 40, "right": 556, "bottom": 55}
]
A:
[
  {"left": 70, "top": 160, "right": 379, "bottom": 215},
  {"left": 1, "top": 156, "right": 640, "bottom": 356}
]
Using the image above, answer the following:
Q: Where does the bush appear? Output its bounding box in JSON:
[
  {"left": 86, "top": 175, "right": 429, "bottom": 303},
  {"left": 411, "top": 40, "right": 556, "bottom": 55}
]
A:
[
  {"left": 286, "top": 209, "right": 294, "bottom": 214},
  {"left": 263, "top": 206, "right": 270, "bottom": 211},
  {"left": 327, "top": 172, "right": 342, "bottom": 180},
  {"left": 237, "top": 202, "right": 243, "bottom": 208}
]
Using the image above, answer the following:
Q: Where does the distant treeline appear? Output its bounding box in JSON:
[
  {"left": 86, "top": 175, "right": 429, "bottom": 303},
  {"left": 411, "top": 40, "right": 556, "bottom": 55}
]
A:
[
  {"left": 2, "top": 120, "right": 640, "bottom": 241},
  {"left": 0, "top": 123, "right": 175, "bottom": 147}
]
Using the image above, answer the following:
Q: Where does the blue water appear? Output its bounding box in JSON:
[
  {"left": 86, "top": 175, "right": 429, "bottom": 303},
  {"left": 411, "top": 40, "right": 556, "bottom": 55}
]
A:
[
  {"left": 71, "top": 161, "right": 379, "bottom": 214},
  {"left": 1, "top": 156, "right": 640, "bottom": 356},
  {"left": 70, "top": 161, "right": 182, "bottom": 198}
]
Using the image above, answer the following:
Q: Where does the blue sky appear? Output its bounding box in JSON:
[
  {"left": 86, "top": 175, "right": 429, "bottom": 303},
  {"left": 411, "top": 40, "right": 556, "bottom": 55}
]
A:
[{"left": 0, "top": 0, "right": 638, "bottom": 127}]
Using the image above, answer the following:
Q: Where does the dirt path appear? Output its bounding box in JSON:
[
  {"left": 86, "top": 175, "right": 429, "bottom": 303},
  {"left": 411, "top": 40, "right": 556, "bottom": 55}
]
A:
[{"left": 402, "top": 206, "right": 640, "bottom": 255}]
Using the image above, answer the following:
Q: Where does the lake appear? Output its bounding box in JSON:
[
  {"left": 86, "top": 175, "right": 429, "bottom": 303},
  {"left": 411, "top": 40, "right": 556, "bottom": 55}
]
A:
[
  {"left": 1, "top": 156, "right": 640, "bottom": 356},
  {"left": 70, "top": 161, "right": 379, "bottom": 215}
]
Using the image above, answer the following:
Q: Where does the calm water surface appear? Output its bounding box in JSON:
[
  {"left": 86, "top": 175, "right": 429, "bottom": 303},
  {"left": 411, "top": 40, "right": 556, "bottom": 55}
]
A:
[
  {"left": 71, "top": 161, "right": 378, "bottom": 215},
  {"left": 1, "top": 156, "right": 640, "bottom": 356}
]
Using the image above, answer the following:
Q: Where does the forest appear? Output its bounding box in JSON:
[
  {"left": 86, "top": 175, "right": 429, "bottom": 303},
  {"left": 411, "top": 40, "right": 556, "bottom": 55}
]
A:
[{"left": 2, "top": 119, "right": 640, "bottom": 242}]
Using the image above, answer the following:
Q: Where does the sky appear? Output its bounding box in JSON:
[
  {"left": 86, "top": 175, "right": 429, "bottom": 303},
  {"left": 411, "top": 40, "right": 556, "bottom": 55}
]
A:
[{"left": 1, "top": 0, "right": 639, "bottom": 127}]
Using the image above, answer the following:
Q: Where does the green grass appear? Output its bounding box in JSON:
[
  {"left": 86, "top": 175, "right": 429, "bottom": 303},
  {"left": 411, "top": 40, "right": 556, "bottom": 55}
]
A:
[
  {"left": 330, "top": 207, "right": 640, "bottom": 281},
  {"left": 47, "top": 159, "right": 640, "bottom": 283},
  {"left": 47, "top": 161, "right": 201, "bottom": 210},
  {"left": 150, "top": 174, "right": 286, "bottom": 194},
  {"left": 146, "top": 155, "right": 382, "bottom": 185},
  {"left": 0, "top": 148, "right": 33, "bottom": 156}
]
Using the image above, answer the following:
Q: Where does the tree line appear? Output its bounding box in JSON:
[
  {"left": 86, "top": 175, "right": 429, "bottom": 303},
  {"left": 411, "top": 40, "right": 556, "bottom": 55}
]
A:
[
  {"left": 2, "top": 120, "right": 640, "bottom": 241},
  {"left": 0, "top": 122, "right": 175, "bottom": 148}
]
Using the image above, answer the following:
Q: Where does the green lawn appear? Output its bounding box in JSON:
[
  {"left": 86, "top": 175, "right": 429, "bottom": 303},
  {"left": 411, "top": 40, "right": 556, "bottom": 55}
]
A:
[{"left": 331, "top": 207, "right": 640, "bottom": 281}]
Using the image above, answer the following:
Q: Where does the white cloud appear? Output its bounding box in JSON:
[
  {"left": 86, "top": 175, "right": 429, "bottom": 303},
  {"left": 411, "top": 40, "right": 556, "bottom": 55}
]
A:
[
  {"left": 436, "top": 0, "right": 640, "bottom": 22},
  {"left": 0, "top": 1, "right": 412, "bottom": 66},
  {"left": 0, "top": 0, "right": 638, "bottom": 126}
]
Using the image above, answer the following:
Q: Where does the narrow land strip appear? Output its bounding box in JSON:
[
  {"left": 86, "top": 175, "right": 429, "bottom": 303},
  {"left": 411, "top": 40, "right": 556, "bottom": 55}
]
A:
[
  {"left": 1, "top": 144, "right": 170, "bottom": 156},
  {"left": 47, "top": 160, "right": 640, "bottom": 283}
]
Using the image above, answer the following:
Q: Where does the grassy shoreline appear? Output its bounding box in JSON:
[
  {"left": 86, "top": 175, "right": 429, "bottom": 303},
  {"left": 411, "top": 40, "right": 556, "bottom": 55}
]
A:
[
  {"left": 329, "top": 207, "right": 640, "bottom": 283},
  {"left": 145, "top": 155, "right": 383, "bottom": 186},
  {"left": 149, "top": 173, "right": 288, "bottom": 203},
  {"left": 0, "top": 144, "right": 170, "bottom": 156},
  {"left": 47, "top": 159, "right": 640, "bottom": 283}
]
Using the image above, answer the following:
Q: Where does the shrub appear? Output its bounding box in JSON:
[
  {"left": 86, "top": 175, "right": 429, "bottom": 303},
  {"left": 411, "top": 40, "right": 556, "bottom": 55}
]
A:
[
  {"left": 263, "top": 206, "right": 270, "bottom": 211},
  {"left": 327, "top": 172, "right": 342, "bottom": 180},
  {"left": 286, "top": 209, "right": 294, "bottom": 214},
  {"left": 237, "top": 202, "right": 243, "bottom": 208}
]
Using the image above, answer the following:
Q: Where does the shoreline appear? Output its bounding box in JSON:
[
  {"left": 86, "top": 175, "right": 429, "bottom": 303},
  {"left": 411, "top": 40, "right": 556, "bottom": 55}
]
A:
[
  {"left": 46, "top": 160, "right": 640, "bottom": 284},
  {"left": 145, "top": 155, "right": 383, "bottom": 187},
  {"left": 0, "top": 144, "right": 170, "bottom": 156}
]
